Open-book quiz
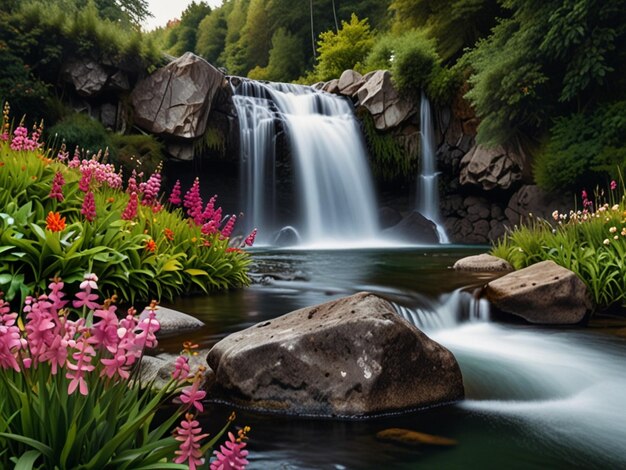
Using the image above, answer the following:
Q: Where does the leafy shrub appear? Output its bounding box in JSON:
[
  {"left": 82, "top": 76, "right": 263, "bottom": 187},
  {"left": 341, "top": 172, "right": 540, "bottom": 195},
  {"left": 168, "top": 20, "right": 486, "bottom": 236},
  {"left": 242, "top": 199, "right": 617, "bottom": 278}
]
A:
[
  {"left": 533, "top": 101, "right": 626, "bottom": 192},
  {"left": 47, "top": 113, "right": 112, "bottom": 156},
  {"left": 491, "top": 181, "right": 626, "bottom": 310},
  {"left": 110, "top": 132, "right": 164, "bottom": 176},
  {"left": 0, "top": 118, "right": 253, "bottom": 307}
]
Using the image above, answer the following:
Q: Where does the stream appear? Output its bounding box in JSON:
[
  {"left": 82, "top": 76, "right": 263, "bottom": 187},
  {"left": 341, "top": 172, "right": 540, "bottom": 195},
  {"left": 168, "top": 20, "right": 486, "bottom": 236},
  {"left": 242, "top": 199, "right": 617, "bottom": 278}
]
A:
[{"left": 164, "top": 247, "right": 626, "bottom": 469}]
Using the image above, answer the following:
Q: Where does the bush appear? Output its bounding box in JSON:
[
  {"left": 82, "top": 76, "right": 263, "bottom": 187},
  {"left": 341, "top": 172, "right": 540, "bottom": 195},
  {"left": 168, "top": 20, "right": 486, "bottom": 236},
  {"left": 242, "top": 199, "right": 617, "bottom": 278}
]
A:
[
  {"left": 110, "top": 133, "right": 164, "bottom": 176},
  {"left": 533, "top": 101, "right": 626, "bottom": 192},
  {"left": 47, "top": 113, "right": 112, "bottom": 156},
  {"left": 0, "top": 118, "right": 254, "bottom": 307}
]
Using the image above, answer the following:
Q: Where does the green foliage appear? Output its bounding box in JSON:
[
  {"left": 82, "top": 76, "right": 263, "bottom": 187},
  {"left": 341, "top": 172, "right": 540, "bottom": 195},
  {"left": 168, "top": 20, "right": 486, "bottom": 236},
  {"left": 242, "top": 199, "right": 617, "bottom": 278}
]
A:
[
  {"left": 166, "top": 1, "right": 213, "bottom": 56},
  {"left": 313, "top": 14, "right": 374, "bottom": 82},
  {"left": 47, "top": 113, "right": 112, "bottom": 156},
  {"left": 0, "top": 126, "right": 250, "bottom": 306},
  {"left": 248, "top": 28, "right": 306, "bottom": 82},
  {"left": 533, "top": 101, "right": 626, "bottom": 192},
  {"left": 109, "top": 132, "right": 164, "bottom": 176},
  {"left": 195, "top": 9, "right": 229, "bottom": 66},
  {"left": 389, "top": 0, "right": 505, "bottom": 62},
  {"left": 462, "top": 0, "right": 626, "bottom": 146},
  {"left": 491, "top": 183, "right": 626, "bottom": 311},
  {"left": 358, "top": 110, "right": 415, "bottom": 182}
]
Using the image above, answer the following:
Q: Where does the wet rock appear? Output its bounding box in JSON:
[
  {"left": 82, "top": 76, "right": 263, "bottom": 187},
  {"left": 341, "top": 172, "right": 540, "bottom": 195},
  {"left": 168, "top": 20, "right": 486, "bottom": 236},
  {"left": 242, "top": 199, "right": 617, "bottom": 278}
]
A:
[
  {"left": 322, "top": 79, "right": 340, "bottom": 94},
  {"left": 485, "top": 260, "right": 592, "bottom": 324},
  {"left": 379, "top": 206, "right": 403, "bottom": 229},
  {"left": 376, "top": 428, "right": 457, "bottom": 447},
  {"left": 337, "top": 69, "right": 364, "bottom": 97},
  {"left": 147, "top": 306, "right": 205, "bottom": 336},
  {"left": 62, "top": 58, "right": 109, "bottom": 97},
  {"left": 453, "top": 254, "right": 513, "bottom": 272},
  {"left": 139, "top": 351, "right": 214, "bottom": 389},
  {"left": 505, "top": 185, "right": 571, "bottom": 227},
  {"left": 383, "top": 211, "right": 440, "bottom": 244},
  {"left": 131, "top": 52, "right": 225, "bottom": 139},
  {"left": 356, "top": 70, "right": 415, "bottom": 130},
  {"left": 459, "top": 144, "right": 523, "bottom": 190},
  {"left": 207, "top": 292, "right": 464, "bottom": 417}
]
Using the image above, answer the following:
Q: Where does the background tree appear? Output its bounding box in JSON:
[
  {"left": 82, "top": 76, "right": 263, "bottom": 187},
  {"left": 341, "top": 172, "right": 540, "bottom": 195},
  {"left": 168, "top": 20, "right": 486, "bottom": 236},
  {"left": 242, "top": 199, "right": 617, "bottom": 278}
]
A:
[{"left": 248, "top": 28, "right": 306, "bottom": 82}]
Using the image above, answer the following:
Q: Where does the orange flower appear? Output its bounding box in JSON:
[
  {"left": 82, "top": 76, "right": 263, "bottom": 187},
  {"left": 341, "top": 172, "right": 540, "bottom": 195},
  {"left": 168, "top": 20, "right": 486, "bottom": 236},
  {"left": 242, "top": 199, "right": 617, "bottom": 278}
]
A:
[
  {"left": 45, "top": 211, "right": 66, "bottom": 232},
  {"left": 164, "top": 228, "right": 174, "bottom": 241},
  {"left": 145, "top": 239, "right": 157, "bottom": 252}
]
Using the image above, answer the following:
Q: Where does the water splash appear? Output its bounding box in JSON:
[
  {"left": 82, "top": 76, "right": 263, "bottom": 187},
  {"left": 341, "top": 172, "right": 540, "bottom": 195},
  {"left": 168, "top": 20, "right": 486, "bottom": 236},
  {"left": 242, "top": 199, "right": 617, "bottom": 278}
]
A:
[
  {"left": 417, "top": 91, "right": 449, "bottom": 243},
  {"left": 232, "top": 80, "right": 380, "bottom": 246}
]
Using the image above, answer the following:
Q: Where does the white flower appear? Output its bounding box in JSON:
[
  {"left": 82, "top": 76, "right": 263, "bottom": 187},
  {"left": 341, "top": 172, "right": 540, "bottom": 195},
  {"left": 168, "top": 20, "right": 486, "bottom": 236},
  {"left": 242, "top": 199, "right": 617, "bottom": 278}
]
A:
[
  {"left": 603, "top": 239, "right": 610, "bottom": 245},
  {"left": 609, "top": 226, "right": 617, "bottom": 233}
]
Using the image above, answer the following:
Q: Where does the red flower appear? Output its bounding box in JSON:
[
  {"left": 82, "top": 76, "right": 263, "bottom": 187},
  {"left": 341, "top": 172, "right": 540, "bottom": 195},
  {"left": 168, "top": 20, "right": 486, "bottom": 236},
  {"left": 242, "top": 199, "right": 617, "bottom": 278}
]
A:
[
  {"left": 45, "top": 211, "right": 66, "bottom": 232},
  {"left": 164, "top": 228, "right": 175, "bottom": 241},
  {"left": 145, "top": 239, "right": 157, "bottom": 253}
]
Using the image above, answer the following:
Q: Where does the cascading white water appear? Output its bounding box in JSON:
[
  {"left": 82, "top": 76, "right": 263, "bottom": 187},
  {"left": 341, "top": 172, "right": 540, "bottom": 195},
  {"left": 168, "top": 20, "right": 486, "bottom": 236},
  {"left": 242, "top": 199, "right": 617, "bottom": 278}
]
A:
[
  {"left": 233, "top": 80, "right": 380, "bottom": 246},
  {"left": 417, "top": 91, "right": 449, "bottom": 243}
]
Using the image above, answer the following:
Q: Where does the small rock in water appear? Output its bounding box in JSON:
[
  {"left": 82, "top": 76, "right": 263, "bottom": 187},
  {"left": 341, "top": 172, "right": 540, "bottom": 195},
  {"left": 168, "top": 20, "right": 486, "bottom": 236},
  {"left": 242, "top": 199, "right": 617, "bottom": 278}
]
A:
[{"left": 376, "top": 428, "right": 457, "bottom": 447}]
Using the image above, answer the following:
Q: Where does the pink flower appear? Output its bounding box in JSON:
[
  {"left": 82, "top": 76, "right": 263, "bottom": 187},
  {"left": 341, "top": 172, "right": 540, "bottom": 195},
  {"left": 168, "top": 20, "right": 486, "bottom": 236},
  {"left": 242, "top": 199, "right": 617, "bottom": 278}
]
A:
[
  {"left": 121, "top": 192, "right": 138, "bottom": 220},
  {"left": 173, "top": 413, "right": 209, "bottom": 470},
  {"left": 179, "top": 377, "right": 206, "bottom": 412},
  {"left": 49, "top": 171, "right": 65, "bottom": 202},
  {"left": 610, "top": 180, "right": 617, "bottom": 191},
  {"left": 244, "top": 228, "right": 257, "bottom": 247},
  {"left": 184, "top": 178, "right": 204, "bottom": 225},
  {"left": 142, "top": 170, "right": 161, "bottom": 206},
  {"left": 220, "top": 215, "right": 237, "bottom": 239},
  {"left": 73, "top": 273, "right": 100, "bottom": 310},
  {"left": 173, "top": 355, "right": 191, "bottom": 381},
  {"left": 0, "top": 297, "right": 24, "bottom": 371},
  {"left": 210, "top": 431, "right": 250, "bottom": 470},
  {"left": 169, "top": 179, "right": 182, "bottom": 206},
  {"left": 79, "top": 168, "right": 93, "bottom": 192},
  {"left": 66, "top": 338, "right": 96, "bottom": 395},
  {"left": 203, "top": 195, "right": 218, "bottom": 221},
  {"left": 81, "top": 191, "right": 97, "bottom": 222}
]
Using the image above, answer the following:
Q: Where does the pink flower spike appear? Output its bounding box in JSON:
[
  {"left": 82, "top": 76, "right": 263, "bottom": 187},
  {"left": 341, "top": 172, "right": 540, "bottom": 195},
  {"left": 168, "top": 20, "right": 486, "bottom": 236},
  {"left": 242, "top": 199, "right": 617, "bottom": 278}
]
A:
[
  {"left": 73, "top": 290, "right": 100, "bottom": 310},
  {"left": 173, "top": 355, "right": 191, "bottom": 381},
  {"left": 610, "top": 180, "right": 617, "bottom": 191},
  {"left": 244, "top": 228, "right": 257, "bottom": 247},
  {"left": 220, "top": 215, "right": 237, "bottom": 239},
  {"left": 169, "top": 179, "right": 182, "bottom": 206},
  {"left": 81, "top": 191, "right": 97, "bottom": 222},
  {"left": 179, "top": 378, "right": 207, "bottom": 412},
  {"left": 49, "top": 171, "right": 65, "bottom": 202},
  {"left": 210, "top": 431, "right": 250, "bottom": 470},
  {"left": 173, "top": 413, "right": 209, "bottom": 470}
]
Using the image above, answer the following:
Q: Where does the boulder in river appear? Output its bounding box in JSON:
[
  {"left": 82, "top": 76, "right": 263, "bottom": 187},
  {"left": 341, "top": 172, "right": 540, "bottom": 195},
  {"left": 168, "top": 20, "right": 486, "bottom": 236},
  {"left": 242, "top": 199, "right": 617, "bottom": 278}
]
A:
[
  {"left": 485, "top": 260, "right": 592, "bottom": 324},
  {"left": 383, "top": 211, "right": 440, "bottom": 244},
  {"left": 207, "top": 292, "right": 464, "bottom": 417},
  {"left": 453, "top": 253, "right": 513, "bottom": 272}
]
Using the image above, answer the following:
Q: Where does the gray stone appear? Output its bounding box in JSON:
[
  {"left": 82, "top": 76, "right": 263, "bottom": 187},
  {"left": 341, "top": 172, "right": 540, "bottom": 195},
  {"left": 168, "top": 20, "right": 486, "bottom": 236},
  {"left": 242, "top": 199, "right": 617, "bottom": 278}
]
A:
[
  {"left": 131, "top": 52, "right": 225, "bottom": 139},
  {"left": 166, "top": 142, "right": 196, "bottom": 161},
  {"left": 379, "top": 206, "right": 403, "bottom": 229},
  {"left": 383, "top": 211, "right": 440, "bottom": 244},
  {"left": 337, "top": 69, "right": 364, "bottom": 96},
  {"left": 108, "top": 70, "right": 130, "bottom": 91},
  {"left": 485, "top": 260, "right": 592, "bottom": 324},
  {"left": 62, "top": 58, "right": 109, "bottom": 97},
  {"left": 453, "top": 253, "right": 513, "bottom": 272},
  {"left": 147, "top": 306, "right": 205, "bottom": 336},
  {"left": 356, "top": 70, "right": 415, "bottom": 130},
  {"left": 505, "top": 185, "right": 571, "bottom": 227},
  {"left": 459, "top": 144, "right": 523, "bottom": 190},
  {"left": 207, "top": 292, "right": 463, "bottom": 416},
  {"left": 322, "top": 79, "right": 340, "bottom": 94},
  {"left": 139, "top": 351, "right": 214, "bottom": 389},
  {"left": 100, "top": 103, "right": 117, "bottom": 129}
]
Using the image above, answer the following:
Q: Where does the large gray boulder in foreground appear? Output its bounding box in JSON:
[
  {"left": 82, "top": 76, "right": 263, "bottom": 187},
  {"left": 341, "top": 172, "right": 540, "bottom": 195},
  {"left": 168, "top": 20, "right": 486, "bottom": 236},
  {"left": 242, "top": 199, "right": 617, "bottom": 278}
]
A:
[
  {"left": 485, "top": 260, "right": 592, "bottom": 324},
  {"left": 207, "top": 292, "right": 464, "bottom": 417}
]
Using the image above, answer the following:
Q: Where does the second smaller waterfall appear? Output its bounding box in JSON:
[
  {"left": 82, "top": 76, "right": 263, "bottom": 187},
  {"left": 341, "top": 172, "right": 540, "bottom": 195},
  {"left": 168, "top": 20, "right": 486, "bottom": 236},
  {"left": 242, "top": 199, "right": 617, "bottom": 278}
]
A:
[{"left": 417, "top": 91, "right": 449, "bottom": 243}]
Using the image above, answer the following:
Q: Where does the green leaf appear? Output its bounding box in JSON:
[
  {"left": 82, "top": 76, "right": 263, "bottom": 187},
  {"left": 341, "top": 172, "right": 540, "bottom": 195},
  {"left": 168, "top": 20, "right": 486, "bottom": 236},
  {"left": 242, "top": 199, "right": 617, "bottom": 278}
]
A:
[
  {"left": 14, "top": 449, "right": 41, "bottom": 470},
  {"left": 184, "top": 268, "right": 209, "bottom": 277},
  {"left": 0, "top": 433, "right": 53, "bottom": 458}
]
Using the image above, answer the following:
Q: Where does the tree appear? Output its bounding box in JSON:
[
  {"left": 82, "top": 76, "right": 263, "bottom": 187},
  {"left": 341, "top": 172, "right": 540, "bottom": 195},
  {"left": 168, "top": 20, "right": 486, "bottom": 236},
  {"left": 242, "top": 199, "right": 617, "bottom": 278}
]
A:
[
  {"left": 168, "top": 1, "right": 212, "bottom": 56},
  {"left": 240, "top": 0, "right": 272, "bottom": 69},
  {"left": 314, "top": 13, "right": 374, "bottom": 81},
  {"left": 248, "top": 28, "right": 305, "bottom": 82},
  {"left": 196, "top": 9, "right": 228, "bottom": 66}
]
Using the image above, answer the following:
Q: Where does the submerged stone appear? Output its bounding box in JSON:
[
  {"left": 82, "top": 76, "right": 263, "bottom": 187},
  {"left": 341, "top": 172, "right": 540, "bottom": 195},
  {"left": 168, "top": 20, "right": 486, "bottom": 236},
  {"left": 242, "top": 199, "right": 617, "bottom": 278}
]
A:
[
  {"left": 376, "top": 428, "right": 458, "bottom": 447},
  {"left": 207, "top": 292, "right": 464, "bottom": 417},
  {"left": 453, "top": 253, "right": 513, "bottom": 272}
]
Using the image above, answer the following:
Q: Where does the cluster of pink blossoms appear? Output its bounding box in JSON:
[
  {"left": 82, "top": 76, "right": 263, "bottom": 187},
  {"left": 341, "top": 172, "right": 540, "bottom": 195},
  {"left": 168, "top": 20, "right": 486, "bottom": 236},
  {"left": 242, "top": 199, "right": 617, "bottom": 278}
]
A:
[
  {"left": 0, "top": 274, "right": 159, "bottom": 394},
  {"left": 9, "top": 125, "right": 41, "bottom": 151}
]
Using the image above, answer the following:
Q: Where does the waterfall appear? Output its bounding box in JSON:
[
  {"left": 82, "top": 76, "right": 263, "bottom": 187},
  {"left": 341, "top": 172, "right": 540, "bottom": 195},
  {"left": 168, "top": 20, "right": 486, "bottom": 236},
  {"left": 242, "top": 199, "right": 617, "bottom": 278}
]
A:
[
  {"left": 232, "top": 80, "right": 380, "bottom": 246},
  {"left": 417, "top": 91, "right": 449, "bottom": 243}
]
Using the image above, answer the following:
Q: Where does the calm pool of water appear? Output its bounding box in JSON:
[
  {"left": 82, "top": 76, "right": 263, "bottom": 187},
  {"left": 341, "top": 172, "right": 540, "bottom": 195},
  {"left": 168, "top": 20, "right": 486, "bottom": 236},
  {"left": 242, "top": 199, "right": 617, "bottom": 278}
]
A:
[{"left": 165, "top": 247, "right": 626, "bottom": 469}]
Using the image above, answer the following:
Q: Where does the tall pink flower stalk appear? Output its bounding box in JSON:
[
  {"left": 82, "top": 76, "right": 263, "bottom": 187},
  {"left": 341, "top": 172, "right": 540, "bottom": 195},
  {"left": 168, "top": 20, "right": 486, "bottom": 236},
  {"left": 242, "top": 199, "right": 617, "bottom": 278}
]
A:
[
  {"left": 184, "top": 178, "right": 204, "bottom": 225},
  {"left": 169, "top": 179, "right": 182, "bottom": 206},
  {"left": 81, "top": 191, "right": 97, "bottom": 222},
  {"left": 49, "top": 171, "right": 65, "bottom": 202},
  {"left": 210, "top": 428, "right": 250, "bottom": 470},
  {"left": 173, "top": 413, "right": 209, "bottom": 470}
]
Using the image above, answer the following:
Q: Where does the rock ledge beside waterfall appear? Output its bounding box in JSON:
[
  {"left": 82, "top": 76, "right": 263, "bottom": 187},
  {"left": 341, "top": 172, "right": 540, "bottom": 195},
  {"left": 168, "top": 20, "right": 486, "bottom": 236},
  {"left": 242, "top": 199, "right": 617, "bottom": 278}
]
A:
[{"left": 206, "top": 292, "right": 464, "bottom": 417}]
